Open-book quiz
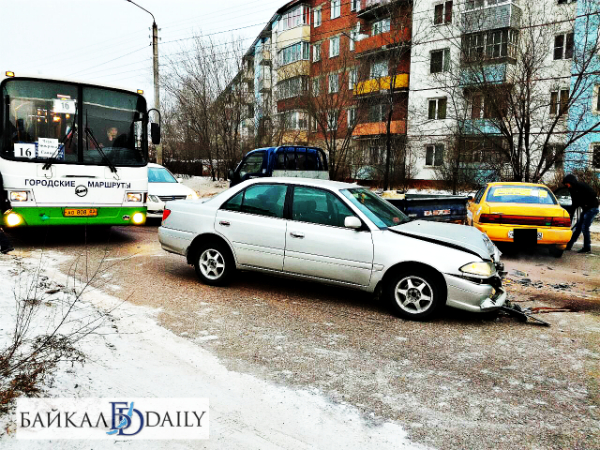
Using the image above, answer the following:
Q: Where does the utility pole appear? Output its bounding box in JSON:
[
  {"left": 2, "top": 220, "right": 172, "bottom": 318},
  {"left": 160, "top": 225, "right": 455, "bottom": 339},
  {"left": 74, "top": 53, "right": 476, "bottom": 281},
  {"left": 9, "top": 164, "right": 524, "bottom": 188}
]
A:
[{"left": 126, "top": 0, "right": 162, "bottom": 164}]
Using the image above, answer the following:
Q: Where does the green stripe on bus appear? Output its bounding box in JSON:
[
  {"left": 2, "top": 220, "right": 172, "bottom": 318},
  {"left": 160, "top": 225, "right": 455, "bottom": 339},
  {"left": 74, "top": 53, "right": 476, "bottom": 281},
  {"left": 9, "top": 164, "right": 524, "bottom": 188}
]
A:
[{"left": 4, "top": 206, "right": 147, "bottom": 226}]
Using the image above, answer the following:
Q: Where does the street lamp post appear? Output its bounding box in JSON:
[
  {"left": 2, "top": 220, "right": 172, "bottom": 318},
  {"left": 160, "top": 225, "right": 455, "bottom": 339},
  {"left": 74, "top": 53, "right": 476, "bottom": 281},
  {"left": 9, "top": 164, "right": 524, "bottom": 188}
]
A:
[{"left": 126, "top": 0, "right": 162, "bottom": 165}]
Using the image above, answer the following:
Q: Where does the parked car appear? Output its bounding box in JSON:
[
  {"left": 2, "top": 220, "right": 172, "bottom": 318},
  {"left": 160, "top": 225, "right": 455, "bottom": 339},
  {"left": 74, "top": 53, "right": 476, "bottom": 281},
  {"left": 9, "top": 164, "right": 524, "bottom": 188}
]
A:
[
  {"left": 147, "top": 163, "right": 199, "bottom": 218},
  {"left": 467, "top": 182, "right": 572, "bottom": 257},
  {"left": 228, "top": 146, "right": 329, "bottom": 187},
  {"left": 158, "top": 178, "right": 506, "bottom": 321}
]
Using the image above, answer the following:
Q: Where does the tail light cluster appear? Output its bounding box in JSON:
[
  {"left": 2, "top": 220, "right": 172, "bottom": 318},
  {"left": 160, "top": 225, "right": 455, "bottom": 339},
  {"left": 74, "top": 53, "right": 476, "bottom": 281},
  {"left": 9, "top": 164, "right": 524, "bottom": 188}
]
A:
[
  {"left": 162, "top": 209, "right": 171, "bottom": 222},
  {"left": 479, "top": 214, "right": 571, "bottom": 227}
]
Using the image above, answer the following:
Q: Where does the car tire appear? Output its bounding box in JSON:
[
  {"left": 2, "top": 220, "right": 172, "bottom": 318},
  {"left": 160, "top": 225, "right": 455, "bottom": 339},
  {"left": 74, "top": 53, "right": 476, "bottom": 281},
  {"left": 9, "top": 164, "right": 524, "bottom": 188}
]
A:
[
  {"left": 385, "top": 268, "right": 445, "bottom": 321},
  {"left": 549, "top": 246, "right": 564, "bottom": 258},
  {"left": 193, "top": 241, "right": 235, "bottom": 286}
]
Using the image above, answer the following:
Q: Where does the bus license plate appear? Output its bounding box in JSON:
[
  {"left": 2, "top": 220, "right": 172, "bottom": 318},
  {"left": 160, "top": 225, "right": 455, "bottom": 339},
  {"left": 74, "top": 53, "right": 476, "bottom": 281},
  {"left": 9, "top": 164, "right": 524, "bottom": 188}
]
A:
[{"left": 64, "top": 208, "right": 98, "bottom": 217}]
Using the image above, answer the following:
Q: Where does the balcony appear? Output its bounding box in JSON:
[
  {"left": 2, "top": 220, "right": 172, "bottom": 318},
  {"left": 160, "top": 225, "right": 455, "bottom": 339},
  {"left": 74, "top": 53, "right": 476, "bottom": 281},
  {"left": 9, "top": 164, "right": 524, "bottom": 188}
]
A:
[
  {"left": 462, "top": 119, "right": 502, "bottom": 135},
  {"left": 463, "top": 1, "right": 521, "bottom": 34},
  {"left": 358, "top": 0, "right": 400, "bottom": 19},
  {"left": 354, "top": 74, "right": 409, "bottom": 95},
  {"left": 354, "top": 30, "right": 411, "bottom": 56},
  {"left": 460, "top": 62, "right": 510, "bottom": 86},
  {"left": 258, "top": 76, "right": 271, "bottom": 93},
  {"left": 256, "top": 48, "right": 272, "bottom": 66},
  {"left": 242, "top": 67, "right": 254, "bottom": 82},
  {"left": 353, "top": 120, "right": 406, "bottom": 136}
]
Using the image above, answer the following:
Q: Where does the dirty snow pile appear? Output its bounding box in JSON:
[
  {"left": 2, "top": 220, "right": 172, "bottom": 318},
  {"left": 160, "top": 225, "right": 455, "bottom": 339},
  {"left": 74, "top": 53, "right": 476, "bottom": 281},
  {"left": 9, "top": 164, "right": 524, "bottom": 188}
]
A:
[
  {"left": 0, "top": 252, "right": 430, "bottom": 450},
  {"left": 179, "top": 176, "right": 229, "bottom": 198}
]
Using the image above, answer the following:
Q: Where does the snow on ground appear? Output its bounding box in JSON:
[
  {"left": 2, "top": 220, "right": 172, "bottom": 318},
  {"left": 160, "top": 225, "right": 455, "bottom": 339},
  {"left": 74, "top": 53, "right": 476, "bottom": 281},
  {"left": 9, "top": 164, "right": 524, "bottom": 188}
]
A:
[
  {"left": 179, "top": 176, "right": 228, "bottom": 198},
  {"left": 0, "top": 252, "right": 430, "bottom": 450}
]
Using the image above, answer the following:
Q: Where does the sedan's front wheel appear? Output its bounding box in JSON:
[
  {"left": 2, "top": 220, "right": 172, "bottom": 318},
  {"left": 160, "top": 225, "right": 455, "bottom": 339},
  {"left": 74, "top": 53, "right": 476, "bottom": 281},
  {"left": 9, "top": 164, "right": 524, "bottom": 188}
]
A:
[
  {"left": 385, "top": 269, "right": 444, "bottom": 321},
  {"left": 194, "top": 242, "right": 234, "bottom": 286}
]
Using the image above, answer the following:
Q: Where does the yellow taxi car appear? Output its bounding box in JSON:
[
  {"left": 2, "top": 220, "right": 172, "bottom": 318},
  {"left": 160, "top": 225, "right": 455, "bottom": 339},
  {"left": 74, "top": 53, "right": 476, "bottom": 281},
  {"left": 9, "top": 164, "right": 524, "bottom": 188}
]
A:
[{"left": 467, "top": 182, "right": 572, "bottom": 257}]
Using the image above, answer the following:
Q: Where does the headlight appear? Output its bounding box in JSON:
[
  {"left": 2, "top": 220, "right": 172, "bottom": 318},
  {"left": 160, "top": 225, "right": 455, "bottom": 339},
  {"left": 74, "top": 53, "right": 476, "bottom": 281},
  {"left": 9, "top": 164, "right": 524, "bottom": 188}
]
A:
[
  {"left": 460, "top": 261, "right": 496, "bottom": 277},
  {"left": 5, "top": 212, "right": 22, "bottom": 227},
  {"left": 132, "top": 212, "right": 145, "bottom": 225},
  {"left": 126, "top": 192, "right": 143, "bottom": 202},
  {"left": 187, "top": 191, "right": 199, "bottom": 200},
  {"left": 10, "top": 191, "right": 28, "bottom": 202},
  {"left": 148, "top": 195, "right": 160, "bottom": 203}
]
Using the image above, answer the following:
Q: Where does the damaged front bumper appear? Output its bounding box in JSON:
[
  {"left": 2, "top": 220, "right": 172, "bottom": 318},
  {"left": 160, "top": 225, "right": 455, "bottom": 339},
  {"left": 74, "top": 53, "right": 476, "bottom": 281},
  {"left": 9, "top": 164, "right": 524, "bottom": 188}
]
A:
[{"left": 444, "top": 270, "right": 507, "bottom": 313}]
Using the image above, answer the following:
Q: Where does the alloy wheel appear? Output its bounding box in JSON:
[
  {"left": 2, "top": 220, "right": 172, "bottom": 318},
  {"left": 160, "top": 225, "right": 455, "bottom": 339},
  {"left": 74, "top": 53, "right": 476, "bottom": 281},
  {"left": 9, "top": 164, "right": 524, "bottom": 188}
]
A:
[
  {"left": 199, "top": 249, "right": 225, "bottom": 280},
  {"left": 394, "top": 276, "right": 434, "bottom": 315}
]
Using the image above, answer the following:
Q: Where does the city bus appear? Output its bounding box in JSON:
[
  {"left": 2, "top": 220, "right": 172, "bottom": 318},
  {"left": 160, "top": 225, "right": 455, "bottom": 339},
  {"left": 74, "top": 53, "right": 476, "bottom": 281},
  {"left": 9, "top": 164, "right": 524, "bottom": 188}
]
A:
[{"left": 0, "top": 72, "right": 158, "bottom": 228}]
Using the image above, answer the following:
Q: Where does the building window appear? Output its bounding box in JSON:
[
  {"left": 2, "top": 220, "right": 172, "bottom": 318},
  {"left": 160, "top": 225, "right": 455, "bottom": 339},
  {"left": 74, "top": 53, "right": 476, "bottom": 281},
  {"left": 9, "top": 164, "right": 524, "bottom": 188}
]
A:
[
  {"left": 426, "top": 144, "right": 444, "bottom": 166},
  {"left": 465, "top": 0, "right": 484, "bottom": 9},
  {"left": 370, "top": 104, "right": 387, "bottom": 122},
  {"left": 312, "top": 78, "right": 321, "bottom": 96},
  {"left": 349, "top": 30, "right": 357, "bottom": 51},
  {"left": 331, "top": 0, "right": 341, "bottom": 19},
  {"left": 285, "top": 111, "right": 309, "bottom": 130},
  {"left": 593, "top": 144, "right": 600, "bottom": 169},
  {"left": 279, "top": 5, "right": 309, "bottom": 32},
  {"left": 327, "top": 111, "right": 339, "bottom": 130},
  {"left": 313, "top": 43, "right": 321, "bottom": 62},
  {"left": 550, "top": 89, "right": 569, "bottom": 116},
  {"left": 277, "top": 76, "right": 308, "bottom": 100},
  {"left": 329, "top": 36, "right": 340, "bottom": 57},
  {"left": 428, "top": 98, "right": 447, "bottom": 120},
  {"left": 329, "top": 73, "right": 340, "bottom": 93},
  {"left": 348, "top": 108, "right": 357, "bottom": 127},
  {"left": 434, "top": 1, "right": 453, "bottom": 25},
  {"left": 279, "top": 41, "right": 310, "bottom": 66},
  {"left": 558, "top": 0, "right": 577, "bottom": 4},
  {"left": 554, "top": 33, "right": 574, "bottom": 60},
  {"left": 370, "top": 60, "right": 388, "bottom": 78},
  {"left": 471, "top": 94, "right": 483, "bottom": 118},
  {"left": 350, "top": 0, "right": 359, "bottom": 11},
  {"left": 314, "top": 8, "right": 322, "bottom": 27},
  {"left": 543, "top": 144, "right": 565, "bottom": 169},
  {"left": 430, "top": 49, "right": 450, "bottom": 73},
  {"left": 596, "top": 86, "right": 600, "bottom": 112},
  {"left": 372, "top": 18, "right": 391, "bottom": 36},
  {"left": 348, "top": 68, "right": 358, "bottom": 89}
]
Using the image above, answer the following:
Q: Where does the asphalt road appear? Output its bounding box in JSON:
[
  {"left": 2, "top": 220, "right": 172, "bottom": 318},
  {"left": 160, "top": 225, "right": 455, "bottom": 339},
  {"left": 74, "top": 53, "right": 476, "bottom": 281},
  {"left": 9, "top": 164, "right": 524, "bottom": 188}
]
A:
[{"left": 6, "top": 222, "right": 600, "bottom": 449}]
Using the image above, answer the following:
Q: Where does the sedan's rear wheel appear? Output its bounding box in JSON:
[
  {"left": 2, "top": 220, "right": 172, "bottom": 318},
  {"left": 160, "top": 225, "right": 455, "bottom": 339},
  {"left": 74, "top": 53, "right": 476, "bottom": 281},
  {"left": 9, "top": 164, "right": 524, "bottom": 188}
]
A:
[
  {"left": 386, "top": 269, "right": 444, "bottom": 321},
  {"left": 194, "top": 242, "right": 234, "bottom": 286}
]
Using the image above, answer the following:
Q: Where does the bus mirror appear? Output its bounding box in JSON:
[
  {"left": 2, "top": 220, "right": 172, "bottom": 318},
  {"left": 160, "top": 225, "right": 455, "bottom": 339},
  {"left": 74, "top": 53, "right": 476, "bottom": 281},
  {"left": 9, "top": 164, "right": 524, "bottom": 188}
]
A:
[{"left": 151, "top": 123, "right": 161, "bottom": 145}]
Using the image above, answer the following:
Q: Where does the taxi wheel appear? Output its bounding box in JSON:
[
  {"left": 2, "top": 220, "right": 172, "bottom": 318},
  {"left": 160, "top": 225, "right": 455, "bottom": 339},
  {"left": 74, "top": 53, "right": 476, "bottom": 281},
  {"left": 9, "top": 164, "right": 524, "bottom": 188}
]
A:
[
  {"left": 194, "top": 241, "right": 235, "bottom": 286},
  {"left": 549, "top": 246, "right": 564, "bottom": 258},
  {"left": 385, "top": 268, "right": 445, "bottom": 321}
]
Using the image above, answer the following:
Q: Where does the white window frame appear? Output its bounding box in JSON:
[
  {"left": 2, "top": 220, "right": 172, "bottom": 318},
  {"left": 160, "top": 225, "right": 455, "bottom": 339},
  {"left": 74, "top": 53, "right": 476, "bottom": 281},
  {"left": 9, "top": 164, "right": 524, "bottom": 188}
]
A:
[
  {"left": 370, "top": 60, "right": 388, "bottom": 78},
  {"left": 348, "top": 68, "right": 358, "bottom": 89},
  {"left": 331, "top": 0, "right": 341, "bottom": 19},
  {"left": 279, "top": 5, "right": 308, "bottom": 32},
  {"left": 314, "top": 7, "right": 322, "bottom": 27},
  {"left": 350, "top": 0, "right": 359, "bottom": 11},
  {"left": 430, "top": 48, "right": 450, "bottom": 73},
  {"left": 347, "top": 108, "right": 357, "bottom": 127},
  {"left": 329, "top": 73, "right": 340, "bottom": 93},
  {"left": 425, "top": 144, "right": 444, "bottom": 167},
  {"left": 329, "top": 35, "right": 340, "bottom": 57},
  {"left": 372, "top": 18, "right": 391, "bottom": 36},
  {"left": 428, "top": 97, "right": 447, "bottom": 120},
  {"left": 591, "top": 143, "right": 600, "bottom": 169},
  {"left": 327, "top": 110, "right": 339, "bottom": 130},
  {"left": 312, "top": 78, "right": 321, "bottom": 96},
  {"left": 313, "top": 43, "right": 321, "bottom": 62}
]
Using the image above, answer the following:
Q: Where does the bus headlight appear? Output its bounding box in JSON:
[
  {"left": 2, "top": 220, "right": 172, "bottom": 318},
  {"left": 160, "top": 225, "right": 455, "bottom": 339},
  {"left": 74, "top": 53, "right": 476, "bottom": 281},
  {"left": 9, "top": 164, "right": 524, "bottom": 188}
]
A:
[
  {"left": 126, "top": 192, "right": 143, "bottom": 202},
  {"left": 132, "top": 212, "right": 145, "bottom": 224},
  {"left": 10, "top": 191, "right": 29, "bottom": 202},
  {"left": 5, "top": 212, "right": 22, "bottom": 227}
]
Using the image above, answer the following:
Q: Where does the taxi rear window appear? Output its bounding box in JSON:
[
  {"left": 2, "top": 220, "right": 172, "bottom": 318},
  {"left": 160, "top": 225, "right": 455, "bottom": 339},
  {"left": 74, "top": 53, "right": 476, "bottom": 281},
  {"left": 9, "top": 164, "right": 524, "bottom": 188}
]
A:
[{"left": 486, "top": 186, "right": 557, "bottom": 205}]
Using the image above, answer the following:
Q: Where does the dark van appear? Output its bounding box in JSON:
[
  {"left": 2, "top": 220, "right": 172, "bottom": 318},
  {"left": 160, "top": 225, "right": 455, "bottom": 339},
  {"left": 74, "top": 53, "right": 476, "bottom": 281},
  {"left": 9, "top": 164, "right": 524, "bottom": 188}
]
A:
[{"left": 228, "top": 146, "right": 329, "bottom": 187}]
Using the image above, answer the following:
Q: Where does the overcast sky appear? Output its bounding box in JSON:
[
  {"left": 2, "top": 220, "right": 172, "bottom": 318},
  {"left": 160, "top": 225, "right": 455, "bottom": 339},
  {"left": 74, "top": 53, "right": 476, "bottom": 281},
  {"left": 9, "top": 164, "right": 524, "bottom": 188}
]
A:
[{"left": 1, "top": 0, "right": 286, "bottom": 107}]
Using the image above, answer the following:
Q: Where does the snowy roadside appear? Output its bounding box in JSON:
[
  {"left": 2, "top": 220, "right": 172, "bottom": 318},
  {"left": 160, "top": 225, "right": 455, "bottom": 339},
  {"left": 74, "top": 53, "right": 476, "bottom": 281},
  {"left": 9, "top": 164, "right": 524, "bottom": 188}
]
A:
[{"left": 0, "top": 252, "right": 429, "bottom": 450}]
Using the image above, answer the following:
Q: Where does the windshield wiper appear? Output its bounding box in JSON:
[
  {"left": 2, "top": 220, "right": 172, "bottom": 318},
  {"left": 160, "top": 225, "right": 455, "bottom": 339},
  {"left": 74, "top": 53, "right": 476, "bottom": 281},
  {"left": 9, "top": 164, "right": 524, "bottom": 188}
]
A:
[
  {"left": 43, "top": 104, "right": 78, "bottom": 170},
  {"left": 85, "top": 123, "right": 117, "bottom": 173}
]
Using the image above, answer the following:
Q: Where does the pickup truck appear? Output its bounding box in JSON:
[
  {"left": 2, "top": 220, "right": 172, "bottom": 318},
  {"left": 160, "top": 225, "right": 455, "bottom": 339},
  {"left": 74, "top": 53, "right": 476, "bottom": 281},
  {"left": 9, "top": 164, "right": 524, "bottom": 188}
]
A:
[{"left": 381, "top": 192, "right": 469, "bottom": 224}]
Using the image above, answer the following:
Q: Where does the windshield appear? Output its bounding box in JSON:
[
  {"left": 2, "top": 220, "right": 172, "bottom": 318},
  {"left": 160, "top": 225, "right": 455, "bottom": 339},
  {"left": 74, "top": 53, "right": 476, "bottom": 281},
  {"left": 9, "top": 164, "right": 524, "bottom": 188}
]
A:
[
  {"left": 341, "top": 188, "right": 410, "bottom": 229},
  {"left": 1, "top": 79, "right": 147, "bottom": 167},
  {"left": 486, "top": 185, "right": 557, "bottom": 205},
  {"left": 148, "top": 167, "right": 177, "bottom": 183}
]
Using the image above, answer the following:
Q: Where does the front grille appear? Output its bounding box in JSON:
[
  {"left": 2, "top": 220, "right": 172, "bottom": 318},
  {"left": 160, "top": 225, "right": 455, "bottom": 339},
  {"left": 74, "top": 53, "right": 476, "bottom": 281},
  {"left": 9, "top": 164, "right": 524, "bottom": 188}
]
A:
[{"left": 158, "top": 195, "right": 187, "bottom": 202}]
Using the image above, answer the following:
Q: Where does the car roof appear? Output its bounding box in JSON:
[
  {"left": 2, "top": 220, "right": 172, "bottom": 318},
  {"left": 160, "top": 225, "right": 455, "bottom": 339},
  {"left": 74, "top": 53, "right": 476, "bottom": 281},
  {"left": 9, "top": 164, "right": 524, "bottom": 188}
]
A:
[
  {"left": 246, "top": 146, "right": 325, "bottom": 155},
  {"left": 248, "top": 177, "right": 359, "bottom": 190},
  {"left": 148, "top": 163, "right": 165, "bottom": 168},
  {"left": 486, "top": 182, "right": 549, "bottom": 188}
]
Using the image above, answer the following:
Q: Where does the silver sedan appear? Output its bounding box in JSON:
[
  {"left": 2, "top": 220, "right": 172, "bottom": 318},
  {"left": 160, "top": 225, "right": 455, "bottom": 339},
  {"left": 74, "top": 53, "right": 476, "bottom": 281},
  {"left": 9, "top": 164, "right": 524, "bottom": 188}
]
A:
[{"left": 158, "top": 178, "right": 506, "bottom": 321}]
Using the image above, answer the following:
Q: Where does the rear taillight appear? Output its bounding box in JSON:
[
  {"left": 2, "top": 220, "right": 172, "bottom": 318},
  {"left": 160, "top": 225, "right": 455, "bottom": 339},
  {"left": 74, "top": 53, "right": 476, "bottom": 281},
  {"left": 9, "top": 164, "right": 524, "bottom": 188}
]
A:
[
  {"left": 479, "top": 214, "right": 503, "bottom": 224},
  {"left": 162, "top": 209, "right": 171, "bottom": 222},
  {"left": 551, "top": 217, "right": 571, "bottom": 227}
]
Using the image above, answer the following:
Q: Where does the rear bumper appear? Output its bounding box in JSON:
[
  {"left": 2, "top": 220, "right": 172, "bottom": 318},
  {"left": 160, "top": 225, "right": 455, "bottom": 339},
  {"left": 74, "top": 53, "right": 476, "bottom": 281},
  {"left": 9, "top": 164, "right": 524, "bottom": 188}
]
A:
[
  {"left": 444, "top": 273, "right": 507, "bottom": 313},
  {"left": 475, "top": 223, "right": 572, "bottom": 245},
  {"left": 158, "top": 226, "right": 194, "bottom": 256}
]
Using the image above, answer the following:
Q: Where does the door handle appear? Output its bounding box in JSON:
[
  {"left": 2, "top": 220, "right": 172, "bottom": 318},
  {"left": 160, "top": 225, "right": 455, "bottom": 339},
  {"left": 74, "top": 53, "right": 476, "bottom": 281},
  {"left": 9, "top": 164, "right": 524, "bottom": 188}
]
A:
[
  {"left": 219, "top": 221, "right": 230, "bottom": 227},
  {"left": 290, "top": 232, "right": 304, "bottom": 239}
]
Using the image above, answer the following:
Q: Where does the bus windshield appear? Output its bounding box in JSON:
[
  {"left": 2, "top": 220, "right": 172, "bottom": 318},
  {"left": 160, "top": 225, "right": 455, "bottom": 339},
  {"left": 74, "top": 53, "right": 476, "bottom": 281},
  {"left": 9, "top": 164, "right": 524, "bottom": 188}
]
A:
[{"left": 1, "top": 78, "right": 147, "bottom": 167}]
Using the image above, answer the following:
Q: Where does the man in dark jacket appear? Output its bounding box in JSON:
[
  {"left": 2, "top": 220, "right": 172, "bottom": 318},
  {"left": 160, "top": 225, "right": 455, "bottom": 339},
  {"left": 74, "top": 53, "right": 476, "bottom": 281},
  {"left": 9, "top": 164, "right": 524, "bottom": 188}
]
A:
[
  {"left": 563, "top": 174, "right": 599, "bottom": 253},
  {"left": 0, "top": 172, "right": 15, "bottom": 254}
]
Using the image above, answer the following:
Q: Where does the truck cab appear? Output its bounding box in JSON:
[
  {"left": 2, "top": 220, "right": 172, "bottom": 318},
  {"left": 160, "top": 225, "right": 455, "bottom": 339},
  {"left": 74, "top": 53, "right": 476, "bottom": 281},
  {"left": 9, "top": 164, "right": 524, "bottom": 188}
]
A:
[{"left": 229, "top": 146, "right": 329, "bottom": 187}]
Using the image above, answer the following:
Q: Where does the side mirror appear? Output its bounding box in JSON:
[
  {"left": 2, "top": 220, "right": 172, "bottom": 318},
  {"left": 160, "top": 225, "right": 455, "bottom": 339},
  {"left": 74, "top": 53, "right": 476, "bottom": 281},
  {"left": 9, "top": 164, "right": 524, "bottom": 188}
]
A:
[
  {"left": 344, "top": 216, "right": 362, "bottom": 230},
  {"left": 228, "top": 169, "right": 235, "bottom": 180},
  {"left": 151, "top": 123, "right": 161, "bottom": 145},
  {"left": 467, "top": 195, "right": 474, "bottom": 201}
]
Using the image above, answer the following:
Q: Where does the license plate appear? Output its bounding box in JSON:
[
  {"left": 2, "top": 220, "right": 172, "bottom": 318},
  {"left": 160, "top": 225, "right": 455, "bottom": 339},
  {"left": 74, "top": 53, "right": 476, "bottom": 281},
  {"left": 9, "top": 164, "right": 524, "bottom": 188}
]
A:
[
  {"left": 508, "top": 230, "right": 543, "bottom": 240},
  {"left": 63, "top": 208, "right": 98, "bottom": 217}
]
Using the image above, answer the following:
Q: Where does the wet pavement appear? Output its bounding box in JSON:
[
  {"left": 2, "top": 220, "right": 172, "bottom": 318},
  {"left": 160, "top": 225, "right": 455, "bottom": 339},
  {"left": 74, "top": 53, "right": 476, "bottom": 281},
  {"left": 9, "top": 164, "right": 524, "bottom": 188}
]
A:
[{"left": 5, "top": 222, "right": 600, "bottom": 449}]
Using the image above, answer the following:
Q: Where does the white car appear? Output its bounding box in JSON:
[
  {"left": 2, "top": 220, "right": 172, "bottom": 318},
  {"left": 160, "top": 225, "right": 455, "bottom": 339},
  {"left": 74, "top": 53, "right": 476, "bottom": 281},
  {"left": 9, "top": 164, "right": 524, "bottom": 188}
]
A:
[
  {"left": 158, "top": 178, "right": 506, "bottom": 321},
  {"left": 147, "top": 163, "right": 199, "bottom": 218}
]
